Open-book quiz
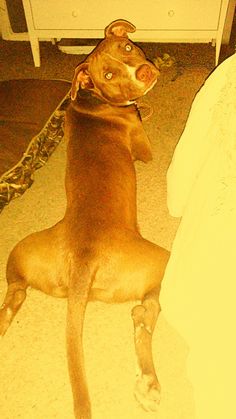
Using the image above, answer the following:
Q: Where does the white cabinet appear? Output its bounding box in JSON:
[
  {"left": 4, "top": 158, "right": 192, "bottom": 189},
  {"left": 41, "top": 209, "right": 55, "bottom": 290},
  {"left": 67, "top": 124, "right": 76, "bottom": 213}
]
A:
[{"left": 22, "top": 0, "right": 231, "bottom": 67}]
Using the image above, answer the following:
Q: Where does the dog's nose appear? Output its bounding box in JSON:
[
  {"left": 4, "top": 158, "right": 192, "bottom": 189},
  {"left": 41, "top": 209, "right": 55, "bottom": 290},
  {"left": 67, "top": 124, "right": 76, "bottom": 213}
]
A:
[{"left": 136, "top": 64, "right": 155, "bottom": 83}]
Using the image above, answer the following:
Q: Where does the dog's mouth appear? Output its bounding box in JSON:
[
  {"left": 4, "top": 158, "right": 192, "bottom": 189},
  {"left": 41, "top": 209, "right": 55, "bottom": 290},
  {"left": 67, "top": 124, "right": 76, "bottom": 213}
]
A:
[
  {"left": 93, "top": 78, "right": 157, "bottom": 107},
  {"left": 142, "top": 76, "right": 158, "bottom": 95}
]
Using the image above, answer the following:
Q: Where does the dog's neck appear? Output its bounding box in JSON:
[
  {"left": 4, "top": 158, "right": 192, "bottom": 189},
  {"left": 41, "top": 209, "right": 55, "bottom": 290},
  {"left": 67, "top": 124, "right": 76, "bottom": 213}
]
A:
[
  {"left": 72, "top": 89, "right": 142, "bottom": 120},
  {"left": 77, "top": 88, "right": 135, "bottom": 107},
  {"left": 72, "top": 91, "right": 153, "bottom": 122}
]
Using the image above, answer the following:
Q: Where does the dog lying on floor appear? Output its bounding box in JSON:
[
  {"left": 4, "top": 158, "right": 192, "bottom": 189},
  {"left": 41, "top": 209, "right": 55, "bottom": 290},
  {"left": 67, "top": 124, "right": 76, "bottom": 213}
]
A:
[{"left": 0, "top": 19, "right": 170, "bottom": 419}]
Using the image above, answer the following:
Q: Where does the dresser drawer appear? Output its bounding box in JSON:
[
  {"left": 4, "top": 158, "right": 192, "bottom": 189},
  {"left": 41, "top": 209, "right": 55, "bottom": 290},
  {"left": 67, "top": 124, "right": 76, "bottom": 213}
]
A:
[
  {"left": 30, "top": 0, "right": 222, "bottom": 31},
  {"left": 23, "top": 0, "right": 230, "bottom": 67}
]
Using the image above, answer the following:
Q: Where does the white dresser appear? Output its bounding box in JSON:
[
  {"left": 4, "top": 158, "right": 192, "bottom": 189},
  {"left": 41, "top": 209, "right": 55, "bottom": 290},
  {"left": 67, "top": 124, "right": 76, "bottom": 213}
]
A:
[{"left": 22, "top": 0, "right": 231, "bottom": 66}]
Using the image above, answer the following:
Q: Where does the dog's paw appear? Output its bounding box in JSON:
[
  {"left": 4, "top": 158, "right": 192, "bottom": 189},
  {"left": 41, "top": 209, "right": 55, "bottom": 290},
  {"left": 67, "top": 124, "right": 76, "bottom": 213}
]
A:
[{"left": 134, "top": 373, "right": 161, "bottom": 412}]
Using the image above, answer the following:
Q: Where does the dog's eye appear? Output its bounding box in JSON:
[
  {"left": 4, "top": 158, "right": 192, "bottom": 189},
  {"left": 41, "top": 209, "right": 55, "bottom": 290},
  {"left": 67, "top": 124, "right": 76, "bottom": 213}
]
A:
[
  {"left": 125, "top": 44, "right": 132, "bottom": 52},
  {"left": 105, "top": 72, "right": 113, "bottom": 80}
]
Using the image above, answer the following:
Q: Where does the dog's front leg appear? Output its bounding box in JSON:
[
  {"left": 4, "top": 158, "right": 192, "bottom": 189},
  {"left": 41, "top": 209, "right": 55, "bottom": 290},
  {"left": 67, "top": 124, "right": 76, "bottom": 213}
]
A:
[
  {"left": 66, "top": 264, "right": 93, "bottom": 419},
  {"left": 130, "top": 125, "right": 153, "bottom": 163},
  {"left": 131, "top": 287, "right": 161, "bottom": 412}
]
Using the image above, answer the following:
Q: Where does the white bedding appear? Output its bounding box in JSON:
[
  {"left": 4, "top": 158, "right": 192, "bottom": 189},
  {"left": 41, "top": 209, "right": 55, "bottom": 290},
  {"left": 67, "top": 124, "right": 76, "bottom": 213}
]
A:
[{"left": 160, "top": 52, "right": 236, "bottom": 419}]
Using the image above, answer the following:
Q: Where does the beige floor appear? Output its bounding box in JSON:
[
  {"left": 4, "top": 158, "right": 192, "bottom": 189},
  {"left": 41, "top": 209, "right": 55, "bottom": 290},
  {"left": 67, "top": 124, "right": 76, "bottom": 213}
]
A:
[{"left": 0, "top": 39, "right": 214, "bottom": 418}]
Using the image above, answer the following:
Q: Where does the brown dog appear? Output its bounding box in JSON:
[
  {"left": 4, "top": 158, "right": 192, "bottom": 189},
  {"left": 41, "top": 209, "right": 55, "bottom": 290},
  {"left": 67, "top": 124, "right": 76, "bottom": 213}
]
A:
[{"left": 0, "top": 20, "right": 169, "bottom": 419}]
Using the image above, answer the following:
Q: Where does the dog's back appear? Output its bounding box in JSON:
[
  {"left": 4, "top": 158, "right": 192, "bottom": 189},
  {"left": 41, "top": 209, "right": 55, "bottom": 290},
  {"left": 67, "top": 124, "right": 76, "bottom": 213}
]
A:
[
  {"left": 65, "top": 92, "right": 168, "bottom": 298},
  {"left": 65, "top": 95, "right": 138, "bottom": 228}
]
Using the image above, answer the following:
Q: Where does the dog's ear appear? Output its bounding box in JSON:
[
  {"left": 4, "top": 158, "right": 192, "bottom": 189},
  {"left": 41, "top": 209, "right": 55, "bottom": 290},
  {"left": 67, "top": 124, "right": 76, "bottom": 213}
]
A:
[
  {"left": 71, "top": 62, "right": 94, "bottom": 101},
  {"left": 105, "top": 19, "right": 136, "bottom": 38}
]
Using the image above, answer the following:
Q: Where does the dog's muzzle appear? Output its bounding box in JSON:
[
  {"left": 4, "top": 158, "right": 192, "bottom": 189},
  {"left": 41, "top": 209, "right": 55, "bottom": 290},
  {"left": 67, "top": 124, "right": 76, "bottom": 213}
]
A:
[{"left": 136, "top": 64, "right": 158, "bottom": 84}]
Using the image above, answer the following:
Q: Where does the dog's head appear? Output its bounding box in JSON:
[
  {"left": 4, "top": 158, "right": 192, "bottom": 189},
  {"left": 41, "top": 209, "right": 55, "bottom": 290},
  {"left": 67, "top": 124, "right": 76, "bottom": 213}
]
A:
[{"left": 71, "top": 19, "right": 159, "bottom": 105}]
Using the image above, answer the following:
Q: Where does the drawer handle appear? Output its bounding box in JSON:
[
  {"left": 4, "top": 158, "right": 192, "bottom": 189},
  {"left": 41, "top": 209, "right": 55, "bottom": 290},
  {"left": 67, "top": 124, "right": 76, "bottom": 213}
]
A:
[
  {"left": 168, "top": 10, "right": 175, "bottom": 17},
  {"left": 72, "top": 10, "right": 78, "bottom": 17}
]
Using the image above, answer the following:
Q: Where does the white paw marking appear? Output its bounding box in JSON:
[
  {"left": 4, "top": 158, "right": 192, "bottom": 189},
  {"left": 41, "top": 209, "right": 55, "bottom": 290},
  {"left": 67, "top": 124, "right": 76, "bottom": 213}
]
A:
[{"left": 134, "top": 373, "right": 161, "bottom": 412}]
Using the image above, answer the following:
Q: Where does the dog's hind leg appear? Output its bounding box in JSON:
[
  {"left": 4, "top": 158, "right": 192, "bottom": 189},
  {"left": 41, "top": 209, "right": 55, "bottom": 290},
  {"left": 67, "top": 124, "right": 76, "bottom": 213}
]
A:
[
  {"left": 0, "top": 272, "right": 27, "bottom": 336},
  {"left": 131, "top": 286, "right": 161, "bottom": 412},
  {"left": 0, "top": 222, "right": 68, "bottom": 337}
]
